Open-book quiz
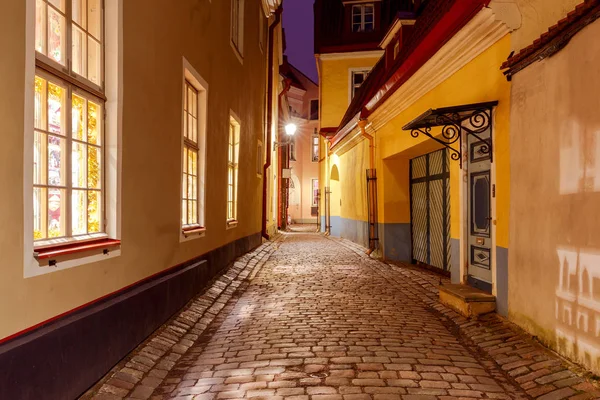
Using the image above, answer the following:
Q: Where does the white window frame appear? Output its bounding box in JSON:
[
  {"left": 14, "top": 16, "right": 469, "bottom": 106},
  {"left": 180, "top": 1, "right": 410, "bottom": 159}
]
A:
[
  {"left": 231, "top": 0, "right": 245, "bottom": 63},
  {"left": 181, "top": 59, "right": 208, "bottom": 242},
  {"left": 23, "top": 0, "right": 122, "bottom": 277},
  {"left": 258, "top": 6, "right": 265, "bottom": 53},
  {"left": 311, "top": 131, "right": 320, "bottom": 162},
  {"left": 256, "top": 140, "right": 263, "bottom": 178},
  {"left": 349, "top": 68, "right": 371, "bottom": 103},
  {"left": 311, "top": 179, "right": 319, "bottom": 207},
  {"left": 351, "top": 3, "right": 374, "bottom": 33},
  {"left": 227, "top": 112, "right": 241, "bottom": 228}
]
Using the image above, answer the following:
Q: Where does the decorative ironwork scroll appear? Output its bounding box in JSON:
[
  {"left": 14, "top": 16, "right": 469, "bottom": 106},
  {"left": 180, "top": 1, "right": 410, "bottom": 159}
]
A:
[{"left": 403, "top": 102, "right": 497, "bottom": 169}]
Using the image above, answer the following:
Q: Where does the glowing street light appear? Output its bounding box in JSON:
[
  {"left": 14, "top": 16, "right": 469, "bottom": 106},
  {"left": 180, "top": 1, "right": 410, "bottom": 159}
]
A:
[{"left": 285, "top": 123, "right": 297, "bottom": 136}]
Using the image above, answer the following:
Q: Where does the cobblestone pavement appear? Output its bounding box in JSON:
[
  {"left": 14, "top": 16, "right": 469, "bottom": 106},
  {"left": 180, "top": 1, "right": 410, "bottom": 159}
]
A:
[{"left": 86, "top": 233, "right": 600, "bottom": 400}]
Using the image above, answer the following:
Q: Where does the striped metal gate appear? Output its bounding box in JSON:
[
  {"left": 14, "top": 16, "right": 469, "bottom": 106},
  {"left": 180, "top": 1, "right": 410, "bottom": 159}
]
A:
[{"left": 410, "top": 149, "right": 451, "bottom": 271}]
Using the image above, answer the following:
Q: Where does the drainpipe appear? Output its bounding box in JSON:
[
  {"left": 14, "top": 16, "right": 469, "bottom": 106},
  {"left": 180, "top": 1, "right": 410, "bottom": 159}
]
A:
[
  {"left": 262, "top": 7, "right": 283, "bottom": 240},
  {"left": 277, "top": 78, "right": 292, "bottom": 230},
  {"left": 358, "top": 119, "right": 376, "bottom": 255},
  {"left": 358, "top": 119, "right": 374, "bottom": 170}
]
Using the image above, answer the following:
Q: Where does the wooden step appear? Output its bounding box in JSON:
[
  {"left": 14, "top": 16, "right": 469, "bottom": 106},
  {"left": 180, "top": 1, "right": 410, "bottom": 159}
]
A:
[{"left": 439, "top": 284, "right": 496, "bottom": 318}]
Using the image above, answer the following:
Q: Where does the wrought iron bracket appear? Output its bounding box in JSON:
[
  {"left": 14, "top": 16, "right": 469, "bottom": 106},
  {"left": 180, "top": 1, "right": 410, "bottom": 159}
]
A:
[{"left": 403, "top": 102, "right": 497, "bottom": 169}]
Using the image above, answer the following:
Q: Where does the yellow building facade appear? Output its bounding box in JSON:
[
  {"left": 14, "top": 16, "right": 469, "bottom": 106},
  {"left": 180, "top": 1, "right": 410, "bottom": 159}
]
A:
[{"left": 316, "top": 0, "right": 600, "bottom": 374}]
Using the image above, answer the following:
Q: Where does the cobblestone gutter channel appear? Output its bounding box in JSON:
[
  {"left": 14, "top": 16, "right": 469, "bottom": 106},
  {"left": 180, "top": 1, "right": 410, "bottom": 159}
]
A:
[
  {"left": 81, "top": 236, "right": 283, "bottom": 400},
  {"left": 332, "top": 237, "right": 600, "bottom": 399}
]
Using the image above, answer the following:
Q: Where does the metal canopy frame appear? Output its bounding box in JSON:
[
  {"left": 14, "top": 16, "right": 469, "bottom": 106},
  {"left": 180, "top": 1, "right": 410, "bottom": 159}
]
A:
[{"left": 402, "top": 101, "right": 498, "bottom": 168}]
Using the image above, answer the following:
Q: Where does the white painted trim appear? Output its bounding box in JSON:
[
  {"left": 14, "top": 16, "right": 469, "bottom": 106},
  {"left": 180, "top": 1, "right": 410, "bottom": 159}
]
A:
[
  {"left": 319, "top": 50, "right": 383, "bottom": 61},
  {"left": 23, "top": 0, "right": 123, "bottom": 278},
  {"left": 368, "top": 8, "right": 511, "bottom": 131},
  {"left": 230, "top": 0, "right": 245, "bottom": 64},
  {"left": 379, "top": 18, "right": 415, "bottom": 49},
  {"left": 180, "top": 58, "right": 209, "bottom": 243},
  {"left": 348, "top": 67, "right": 372, "bottom": 105}
]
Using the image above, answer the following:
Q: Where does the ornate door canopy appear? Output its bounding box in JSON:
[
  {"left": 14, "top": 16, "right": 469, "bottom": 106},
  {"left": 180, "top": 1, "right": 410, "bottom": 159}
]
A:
[{"left": 402, "top": 101, "right": 498, "bottom": 168}]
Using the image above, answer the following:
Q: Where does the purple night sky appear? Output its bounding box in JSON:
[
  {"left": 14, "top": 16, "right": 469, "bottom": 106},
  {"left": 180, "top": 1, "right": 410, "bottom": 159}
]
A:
[{"left": 283, "top": 0, "right": 318, "bottom": 83}]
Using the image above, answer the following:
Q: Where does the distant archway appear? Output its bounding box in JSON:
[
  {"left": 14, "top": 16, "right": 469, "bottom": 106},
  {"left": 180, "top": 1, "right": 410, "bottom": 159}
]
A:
[{"left": 331, "top": 164, "right": 340, "bottom": 181}]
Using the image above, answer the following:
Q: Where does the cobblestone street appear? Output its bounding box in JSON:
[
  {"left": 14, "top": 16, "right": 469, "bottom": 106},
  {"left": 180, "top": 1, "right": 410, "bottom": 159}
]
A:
[{"left": 87, "top": 233, "right": 600, "bottom": 400}]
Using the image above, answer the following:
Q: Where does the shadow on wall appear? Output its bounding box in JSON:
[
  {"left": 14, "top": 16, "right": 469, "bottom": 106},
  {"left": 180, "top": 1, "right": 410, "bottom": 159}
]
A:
[{"left": 556, "top": 247, "right": 600, "bottom": 372}]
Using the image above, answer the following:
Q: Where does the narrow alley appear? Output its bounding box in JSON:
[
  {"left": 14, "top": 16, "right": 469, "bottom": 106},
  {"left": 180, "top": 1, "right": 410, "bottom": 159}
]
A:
[{"left": 86, "top": 233, "right": 600, "bottom": 400}]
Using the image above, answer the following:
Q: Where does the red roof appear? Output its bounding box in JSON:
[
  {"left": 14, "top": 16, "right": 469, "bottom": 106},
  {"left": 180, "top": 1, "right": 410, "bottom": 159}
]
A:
[
  {"left": 332, "top": 0, "right": 492, "bottom": 148},
  {"left": 501, "top": 0, "right": 600, "bottom": 77}
]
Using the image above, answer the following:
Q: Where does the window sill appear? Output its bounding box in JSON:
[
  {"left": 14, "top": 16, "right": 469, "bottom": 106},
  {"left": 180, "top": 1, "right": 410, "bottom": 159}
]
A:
[
  {"left": 34, "top": 238, "right": 121, "bottom": 266},
  {"left": 181, "top": 226, "right": 206, "bottom": 240},
  {"left": 226, "top": 220, "right": 238, "bottom": 229}
]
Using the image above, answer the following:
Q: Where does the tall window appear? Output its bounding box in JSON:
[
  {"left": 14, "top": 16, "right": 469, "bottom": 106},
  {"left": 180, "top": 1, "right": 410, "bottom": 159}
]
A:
[
  {"left": 258, "top": 7, "right": 265, "bottom": 52},
  {"left": 181, "top": 64, "right": 207, "bottom": 238},
  {"left": 289, "top": 136, "right": 297, "bottom": 162},
  {"left": 312, "top": 179, "right": 319, "bottom": 206},
  {"left": 351, "top": 70, "right": 370, "bottom": 99},
  {"left": 310, "top": 99, "right": 319, "bottom": 120},
  {"left": 352, "top": 3, "right": 374, "bottom": 33},
  {"left": 231, "top": 0, "right": 244, "bottom": 57},
  {"left": 312, "top": 132, "right": 319, "bottom": 162},
  {"left": 182, "top": 81, "right": 200, "bottom": 229},
  {"left": 227, "top": 117, "right": 241, "bottom": 223},
  {"left": 34, "top": 0, "right": 105, "bottom": 243}
]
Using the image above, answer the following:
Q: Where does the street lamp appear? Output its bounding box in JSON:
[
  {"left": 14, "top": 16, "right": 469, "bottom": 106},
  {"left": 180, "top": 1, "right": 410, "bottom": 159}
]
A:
[
  {"left": 285, "top": 123, "right": 297, "bottom": 136},
  {"left": 275, "top": 122, "right": 297, "bottom": 148}
]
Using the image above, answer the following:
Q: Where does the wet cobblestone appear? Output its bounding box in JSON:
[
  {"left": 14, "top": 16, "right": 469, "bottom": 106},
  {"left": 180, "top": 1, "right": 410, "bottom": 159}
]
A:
[{"left": 86, "top": 233, "right": 600, "bottom": 400}]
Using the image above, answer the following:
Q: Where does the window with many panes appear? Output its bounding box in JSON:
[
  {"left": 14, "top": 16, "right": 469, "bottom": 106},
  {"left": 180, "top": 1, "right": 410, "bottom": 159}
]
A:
[
  {"left": 34, "top": 0, "right": 105, "bottom": 243},
  {"left": 182, "top": 81, "right": 200, "bottom": 230},
  {"left": 352, "top": 3, "right": 374, "bottom": 33},
  {"left": 227, "top": 118, "right": 240, "bottom": 223},
  {"left": 351, "top": 70, "right": 369, "bottom": 99},
  {"left": 312, "top": 179, "right": 319, "bottom": 206},
  {"left": 312, "top": 131, "right": 319, "bottom": 162},
  {"left": 231, "top": 0, "right": 245, "bottom": 57}
]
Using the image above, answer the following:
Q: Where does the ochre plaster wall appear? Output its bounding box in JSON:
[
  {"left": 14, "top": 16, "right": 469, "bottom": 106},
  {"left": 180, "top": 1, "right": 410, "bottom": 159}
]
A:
[
  {"left": 509, "top": 20, "right": 600, "bottom": 374},
  {"left": 319, "top": 55, "right": 381, "bottom": 128},
  {"left": 0, "top": 0, "right": 269, "bottom": 339}
]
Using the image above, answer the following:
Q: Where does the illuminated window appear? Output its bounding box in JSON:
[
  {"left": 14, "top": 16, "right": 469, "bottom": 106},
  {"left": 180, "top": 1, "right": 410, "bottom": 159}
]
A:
[
  {"left": 182, "top": 82, "right": 199, "bottom": 229},
  {"left": 227, "top": 117, "right": 241, "bottom": 223},
  {"left": 231, "top": 0, "right": 245, "bottom": 57},
  {"left": 33, "top": 0, "right": 105, "bottom": 243},
  {"left": 181, "top": 64, "right": 208, "bottom": 238},
  {"left": 351, "top": 70, "right": 369, "bottom": 99},
  {"left": 352, "top": 3, "right": 374, "bottom": 33},
  {"left": 312, "top": 133, "right": 319, "bottom": 162},
  {"left": 312, "top": 179, "right": 319, "bottom": 206}
]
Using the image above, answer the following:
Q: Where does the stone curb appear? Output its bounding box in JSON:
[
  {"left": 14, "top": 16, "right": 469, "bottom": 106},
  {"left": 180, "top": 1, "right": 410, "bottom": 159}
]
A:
[
  {"left": 82, "top": 236, "right": 283, "bottom": 400},
  {"left": 330, "top": 236, "right": 600, "bottom": 399}
]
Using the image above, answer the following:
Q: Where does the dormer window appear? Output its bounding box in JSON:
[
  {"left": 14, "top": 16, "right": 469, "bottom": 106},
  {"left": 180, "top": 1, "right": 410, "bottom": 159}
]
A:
[{"left": 352, "top": 3, "right": 374, "bottom": 32}]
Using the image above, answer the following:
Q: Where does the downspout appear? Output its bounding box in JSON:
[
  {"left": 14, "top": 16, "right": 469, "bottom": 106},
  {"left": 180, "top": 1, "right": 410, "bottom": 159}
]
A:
[
  {"left": 358, "top": 119, "right": 376, "bottom": 255},
  {"left": 358, "top": 119, "right": 374, "bottom": 170},
  {"left": 262, "top": 7, "right": 283, "bottom": 240}
]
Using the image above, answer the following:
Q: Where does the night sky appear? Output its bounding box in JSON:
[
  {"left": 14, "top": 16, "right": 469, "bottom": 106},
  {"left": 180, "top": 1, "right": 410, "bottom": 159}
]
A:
[{"left": 283, "top": 0, "right": 318, "bottom": 83}]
